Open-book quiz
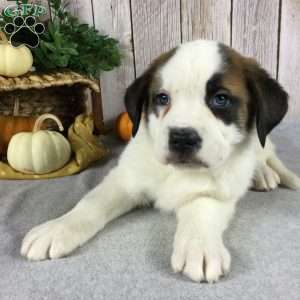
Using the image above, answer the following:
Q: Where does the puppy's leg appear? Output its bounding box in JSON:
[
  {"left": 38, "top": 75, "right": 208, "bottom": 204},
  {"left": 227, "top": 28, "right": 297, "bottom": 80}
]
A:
[
  {"left": 21, "top": 167, "right": 139, "bottom": 261},
  {"left": 267, "top": 153, "right": 300, "bottom": 190},
  {"left": 252, "top": 138, "right": 300, "bottom": 191},
  {"left": 171, "top": 197, "right": 235, "bottom": 283}
]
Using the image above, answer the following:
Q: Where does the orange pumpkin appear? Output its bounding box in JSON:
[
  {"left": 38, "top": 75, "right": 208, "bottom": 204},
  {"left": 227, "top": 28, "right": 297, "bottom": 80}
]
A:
[
  {"left": 115, "top": 112, "right": 133, "bottom": 141},
  {"left": 0, "top": 116, "right": 37, "bottom": 154}
]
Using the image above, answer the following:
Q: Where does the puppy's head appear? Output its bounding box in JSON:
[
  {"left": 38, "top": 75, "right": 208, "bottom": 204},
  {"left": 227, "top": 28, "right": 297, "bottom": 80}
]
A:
[{"left": 125, "top": 40, "right": 288, "bottom": 168}]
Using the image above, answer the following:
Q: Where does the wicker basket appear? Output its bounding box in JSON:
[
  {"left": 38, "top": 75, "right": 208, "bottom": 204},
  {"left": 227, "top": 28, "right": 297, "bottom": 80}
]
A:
[
  {"left": 0, "top": 70, "right": 108, "bottom": 179},
  {"left": 0, "top": 70, "right": 103, "bottom": 132}
]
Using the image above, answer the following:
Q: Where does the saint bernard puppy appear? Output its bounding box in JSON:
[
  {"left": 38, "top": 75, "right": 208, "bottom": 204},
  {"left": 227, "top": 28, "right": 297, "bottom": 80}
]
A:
[{"left": 21, "top": 40, "right": 300, "bottom": 283}]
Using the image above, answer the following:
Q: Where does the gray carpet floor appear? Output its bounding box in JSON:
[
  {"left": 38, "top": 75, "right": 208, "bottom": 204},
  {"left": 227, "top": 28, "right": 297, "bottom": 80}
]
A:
[{"left": 0, "top": 122, "right": 299, "bottom": 300}]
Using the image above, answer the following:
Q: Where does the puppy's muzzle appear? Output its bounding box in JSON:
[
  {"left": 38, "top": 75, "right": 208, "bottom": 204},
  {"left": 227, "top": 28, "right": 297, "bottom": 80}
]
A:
[{"left": 169, "top": 127, "right": 202, "bottom": 156}]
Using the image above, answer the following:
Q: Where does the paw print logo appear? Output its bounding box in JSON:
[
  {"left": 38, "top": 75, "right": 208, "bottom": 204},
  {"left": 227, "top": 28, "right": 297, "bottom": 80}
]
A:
[{"left": 4, "top": 16, "right": 45, "bottom": 48}]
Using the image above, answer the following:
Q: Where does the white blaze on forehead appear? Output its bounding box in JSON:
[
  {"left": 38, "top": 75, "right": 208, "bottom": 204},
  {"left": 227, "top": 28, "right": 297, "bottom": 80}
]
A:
[{"left": 159, "top": 40, "right": 223, "bottom": 98}]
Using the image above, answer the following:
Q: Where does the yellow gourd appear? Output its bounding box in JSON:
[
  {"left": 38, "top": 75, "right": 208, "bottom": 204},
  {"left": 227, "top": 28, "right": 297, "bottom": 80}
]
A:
[
  {"left": 0, "top": 31, "right": 33, "bottom": 77},
  {"left": 7, "top": 114, "right": 71, "bottom": 174}
]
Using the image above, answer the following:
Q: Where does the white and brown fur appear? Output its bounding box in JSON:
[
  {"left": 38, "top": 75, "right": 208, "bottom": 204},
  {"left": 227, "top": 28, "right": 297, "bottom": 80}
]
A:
[{"left": 21, "top": 40, "right": 300, "bottom": 283}]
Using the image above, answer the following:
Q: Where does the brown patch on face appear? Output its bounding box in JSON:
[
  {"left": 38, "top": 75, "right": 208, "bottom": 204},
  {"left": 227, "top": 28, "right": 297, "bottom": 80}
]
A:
[
  {"left": 216, "top": 44, "right": 255, "bottom": 131},
  {"left": 161, "top": 103, "right": 171, "bottom": 118},
  {"left": 149, "top": 85, "right": 172, "bottom": 118},
  {"left": 221, "top": 67, "right": 252, "bottom": 131},
  {"left": 149, "top": 78, "right": 172, "bottom": 118},
  {"left": 146, "top": 48, "right": 177, "bottom": 118},
  {"left": 218, "top": 43, "right": 288, "bottom": 146},
  {"left": 149, "top": 48, "right": 177, "bottom": 70},
  {"left": 125, "top": 47, "right": 177, "bottom": 136}
]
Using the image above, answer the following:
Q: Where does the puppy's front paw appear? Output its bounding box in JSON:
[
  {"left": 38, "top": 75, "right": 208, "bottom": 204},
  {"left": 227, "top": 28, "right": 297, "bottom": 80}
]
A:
[
  {"left": 252, "top": 162, "right": 280, "bottom": 191},
  {"left": 21, "top": 218, "right": 84, "bottom": 261},
  {"left": 171, "top": 237, "right": 230, "bottom": 283}
]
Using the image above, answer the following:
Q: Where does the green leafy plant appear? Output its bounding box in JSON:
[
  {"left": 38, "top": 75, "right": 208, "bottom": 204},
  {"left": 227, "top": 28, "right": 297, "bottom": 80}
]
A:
[{"left": 33, "top": 0, "right": 121, "bottom": 78}]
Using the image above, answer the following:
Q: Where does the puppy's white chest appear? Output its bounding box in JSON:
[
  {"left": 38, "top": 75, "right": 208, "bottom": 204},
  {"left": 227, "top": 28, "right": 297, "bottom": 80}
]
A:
[{"left": 154, "top": 168, "right": 217, "bottom": 212}]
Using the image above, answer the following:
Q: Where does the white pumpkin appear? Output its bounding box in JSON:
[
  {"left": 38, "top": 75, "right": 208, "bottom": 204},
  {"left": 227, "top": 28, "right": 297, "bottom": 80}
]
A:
[
  {"left": 7, "top": 114, "right": 71, "bottom": 174},
  {"left": 0, "top": 31, "right": 33, "bottom": 77}
]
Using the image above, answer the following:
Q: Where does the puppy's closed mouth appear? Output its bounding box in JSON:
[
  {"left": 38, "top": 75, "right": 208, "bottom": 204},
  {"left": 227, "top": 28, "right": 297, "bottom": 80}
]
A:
[{"left": 166, "top": 155, "right": 209, "bottom": 168}]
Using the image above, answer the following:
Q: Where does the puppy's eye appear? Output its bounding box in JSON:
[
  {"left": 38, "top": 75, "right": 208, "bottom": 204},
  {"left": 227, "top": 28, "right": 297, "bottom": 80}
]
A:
[
  {"left": 209, "top": 94, "right": 232, "bottom": 109},
  {"left": 155, "top": 93, "right": 170, "bottom": 106}
]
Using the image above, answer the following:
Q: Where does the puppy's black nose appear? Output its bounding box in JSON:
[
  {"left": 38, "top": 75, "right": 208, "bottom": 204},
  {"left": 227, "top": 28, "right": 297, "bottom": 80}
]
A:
[{"left": 169, "top": 127, "right": 202, "bottom": 154}]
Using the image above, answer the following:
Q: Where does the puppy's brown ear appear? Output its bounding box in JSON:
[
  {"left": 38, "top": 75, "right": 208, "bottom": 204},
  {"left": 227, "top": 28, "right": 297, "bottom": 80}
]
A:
[
  {"left": 125, "top": 72, "right": 150, "bottom": 137},
  {"left": 245, "top": 60, "right": 288, "bottom": 147}
]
